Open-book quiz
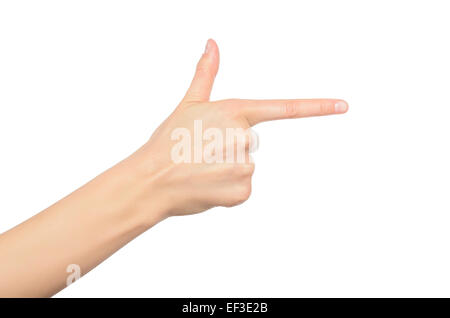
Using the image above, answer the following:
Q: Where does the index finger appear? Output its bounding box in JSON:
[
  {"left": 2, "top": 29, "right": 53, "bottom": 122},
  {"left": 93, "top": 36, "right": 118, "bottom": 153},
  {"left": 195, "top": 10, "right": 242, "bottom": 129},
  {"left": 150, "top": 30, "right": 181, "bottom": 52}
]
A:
[{"left": 237, "top": 99, "right": 348, "bottom": 126}]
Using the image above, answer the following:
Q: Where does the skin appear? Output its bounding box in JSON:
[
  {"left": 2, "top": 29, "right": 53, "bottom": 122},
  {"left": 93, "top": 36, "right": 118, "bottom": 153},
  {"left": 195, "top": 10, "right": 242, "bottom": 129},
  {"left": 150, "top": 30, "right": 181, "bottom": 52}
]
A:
[{"left": 0, "top": 39, "right": 348, "bottom": 297}]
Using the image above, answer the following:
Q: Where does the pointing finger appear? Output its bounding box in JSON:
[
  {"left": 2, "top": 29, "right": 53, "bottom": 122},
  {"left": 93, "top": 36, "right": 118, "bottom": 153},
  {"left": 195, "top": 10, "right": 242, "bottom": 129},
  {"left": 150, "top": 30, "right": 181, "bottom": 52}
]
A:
[{"left": 237, "top": 99, "right": 348, "bottom": 126}]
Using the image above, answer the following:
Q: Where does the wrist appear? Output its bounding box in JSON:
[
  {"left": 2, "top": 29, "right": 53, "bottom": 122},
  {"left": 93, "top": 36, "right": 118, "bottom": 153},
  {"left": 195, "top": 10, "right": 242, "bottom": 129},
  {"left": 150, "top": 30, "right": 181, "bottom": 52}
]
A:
[{"left": 112, "top": 149, "right": 172, "bottom": 229}]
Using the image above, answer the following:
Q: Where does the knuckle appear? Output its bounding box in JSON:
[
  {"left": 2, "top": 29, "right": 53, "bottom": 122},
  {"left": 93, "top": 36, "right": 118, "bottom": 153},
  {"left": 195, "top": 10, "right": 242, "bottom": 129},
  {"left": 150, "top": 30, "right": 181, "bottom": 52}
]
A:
[
  {"left": 242, "top": 163, "right": 255, "bottom": 176},
  {"left": 217, "top": 99, "right": 243, "bottom": 115},
  {"left": 236, "top": 182, "right": 252, "bottom": 204},
  {"left": 283, "top": 101, "right": 298, "bottom": 118},
  {"left": 222, "top": 181, "right": 252, "bottom": 207},
  {"left": 213, "top": 99, "right": 240, "bottom": 116}
]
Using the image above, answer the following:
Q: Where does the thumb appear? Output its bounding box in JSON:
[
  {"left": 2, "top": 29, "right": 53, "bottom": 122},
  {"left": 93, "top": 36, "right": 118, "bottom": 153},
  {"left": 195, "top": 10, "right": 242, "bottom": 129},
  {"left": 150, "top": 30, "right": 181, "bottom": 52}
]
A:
[{"left": 183, "top": 39, "right": 220, "bottom": 103}]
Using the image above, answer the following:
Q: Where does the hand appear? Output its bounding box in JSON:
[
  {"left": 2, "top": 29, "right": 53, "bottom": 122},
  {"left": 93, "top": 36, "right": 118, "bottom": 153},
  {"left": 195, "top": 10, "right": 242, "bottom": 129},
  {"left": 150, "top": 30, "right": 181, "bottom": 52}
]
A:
[
  {"left": 0, "top": 39, "right": 348, "bottom": 297},
  {"left": 133, "top": 39, "right": 348, "bottom": 218}
]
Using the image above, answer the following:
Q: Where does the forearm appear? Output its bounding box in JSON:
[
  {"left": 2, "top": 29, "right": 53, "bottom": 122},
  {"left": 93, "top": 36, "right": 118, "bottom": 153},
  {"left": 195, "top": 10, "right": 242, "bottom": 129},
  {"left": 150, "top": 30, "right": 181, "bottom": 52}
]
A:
[{"left": 0, "top": 152, "right": 168, "bottom": 297}]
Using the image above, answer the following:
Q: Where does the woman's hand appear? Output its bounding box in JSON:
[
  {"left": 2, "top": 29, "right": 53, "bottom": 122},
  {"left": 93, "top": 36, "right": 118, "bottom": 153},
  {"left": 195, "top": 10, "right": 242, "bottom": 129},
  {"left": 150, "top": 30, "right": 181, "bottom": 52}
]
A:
[
  {"left": 133, "top": 39, "right": 348, "bottom": 218},
  {"left": 0, "top": 39, "right": 347, "bottom": 297}
]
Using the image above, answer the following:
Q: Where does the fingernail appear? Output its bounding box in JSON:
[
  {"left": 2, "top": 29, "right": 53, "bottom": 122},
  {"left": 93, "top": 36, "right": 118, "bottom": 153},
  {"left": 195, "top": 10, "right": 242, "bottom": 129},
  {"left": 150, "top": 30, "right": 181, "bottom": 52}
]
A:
[
  {"left": 334, "top": 101, "right": 348, "bottom": 113},
  {"left": 204, "top": 39, "right": 211, "bottom": 54}
]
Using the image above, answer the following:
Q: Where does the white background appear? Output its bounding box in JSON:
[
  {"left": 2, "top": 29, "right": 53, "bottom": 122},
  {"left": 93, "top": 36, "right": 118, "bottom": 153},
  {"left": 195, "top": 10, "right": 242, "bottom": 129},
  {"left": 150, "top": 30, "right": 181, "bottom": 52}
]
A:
[{"left": 1, "top": 0, "right": 449, "bottom": 297}]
